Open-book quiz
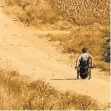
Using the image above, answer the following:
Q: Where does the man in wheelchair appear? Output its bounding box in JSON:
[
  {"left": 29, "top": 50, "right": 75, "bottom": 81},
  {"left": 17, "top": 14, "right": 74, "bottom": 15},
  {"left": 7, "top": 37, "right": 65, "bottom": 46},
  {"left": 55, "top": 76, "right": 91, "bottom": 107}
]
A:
[{"left": 75, "top": 48, "right": 93, "bottom": 80}]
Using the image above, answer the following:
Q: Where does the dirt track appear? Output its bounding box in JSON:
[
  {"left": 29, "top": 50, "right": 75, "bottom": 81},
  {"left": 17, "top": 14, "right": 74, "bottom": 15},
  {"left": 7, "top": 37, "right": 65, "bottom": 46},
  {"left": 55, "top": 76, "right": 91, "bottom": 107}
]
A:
[{"left": 0, "top": 5, "right": 110, "bottom": 105}]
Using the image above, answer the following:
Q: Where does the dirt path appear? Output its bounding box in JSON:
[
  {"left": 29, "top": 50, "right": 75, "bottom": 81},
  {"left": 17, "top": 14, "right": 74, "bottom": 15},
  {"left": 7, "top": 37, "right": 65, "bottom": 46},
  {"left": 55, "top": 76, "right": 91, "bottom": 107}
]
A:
[{"left": 0, "top": 6, "right": 110, "bottom": 105}]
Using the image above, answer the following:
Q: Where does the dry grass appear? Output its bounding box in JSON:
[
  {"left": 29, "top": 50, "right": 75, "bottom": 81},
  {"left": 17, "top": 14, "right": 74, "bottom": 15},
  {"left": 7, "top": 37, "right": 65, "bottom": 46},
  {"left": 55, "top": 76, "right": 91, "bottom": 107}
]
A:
[
  {"left": 3, "top": 0, "right": 61, "bottom": 28},
  {"left": 46, "top": 24, "right": 110, "bottom": 71},
  {"left": 4, "top": 0, "right": 110, "bottom": 26},
  {"left": 0, "top": 69, "right": 108, "bottom": 110},
  {"left": 52, "top": 0, "right": 109, "bottom": 25}
]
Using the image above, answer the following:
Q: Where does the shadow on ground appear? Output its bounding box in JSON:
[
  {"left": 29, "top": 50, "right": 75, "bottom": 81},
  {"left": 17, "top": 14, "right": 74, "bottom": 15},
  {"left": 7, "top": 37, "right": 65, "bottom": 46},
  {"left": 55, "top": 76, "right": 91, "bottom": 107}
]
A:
[{"left": 51, "top": 78, "right": 78, "bottom": 80}]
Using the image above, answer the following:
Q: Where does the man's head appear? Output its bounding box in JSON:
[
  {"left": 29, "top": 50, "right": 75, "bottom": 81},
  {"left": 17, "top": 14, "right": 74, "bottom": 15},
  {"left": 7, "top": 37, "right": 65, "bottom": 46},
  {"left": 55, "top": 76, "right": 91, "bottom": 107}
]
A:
[{"left": 82, "top": 48, "right": 87, "bottom": 53}]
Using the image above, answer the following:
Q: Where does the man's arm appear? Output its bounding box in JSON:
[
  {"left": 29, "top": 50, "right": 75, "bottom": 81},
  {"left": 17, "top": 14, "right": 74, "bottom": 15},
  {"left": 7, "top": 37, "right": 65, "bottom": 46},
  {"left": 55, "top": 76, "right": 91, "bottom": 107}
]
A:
[
  {"left": 89, "top": 54, "right": 94, "bottom": 67},
  {"left": 75, "top": 56, "right": 80, "bottom": 68}
]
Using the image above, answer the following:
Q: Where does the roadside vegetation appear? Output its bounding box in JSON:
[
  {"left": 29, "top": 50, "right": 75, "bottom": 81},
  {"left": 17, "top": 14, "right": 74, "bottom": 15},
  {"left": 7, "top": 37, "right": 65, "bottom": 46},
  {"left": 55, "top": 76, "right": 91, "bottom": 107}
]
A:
[{"left": 0, "top": 69, "right": 108, "bottom": 110}]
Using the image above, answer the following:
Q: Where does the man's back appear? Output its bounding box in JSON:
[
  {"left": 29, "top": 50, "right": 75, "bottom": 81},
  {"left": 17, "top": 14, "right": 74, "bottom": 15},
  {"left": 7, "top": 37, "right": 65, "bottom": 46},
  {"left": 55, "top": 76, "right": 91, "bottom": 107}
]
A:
[{"left": 79, "top": 53, "right": 90, "bottom": 61}]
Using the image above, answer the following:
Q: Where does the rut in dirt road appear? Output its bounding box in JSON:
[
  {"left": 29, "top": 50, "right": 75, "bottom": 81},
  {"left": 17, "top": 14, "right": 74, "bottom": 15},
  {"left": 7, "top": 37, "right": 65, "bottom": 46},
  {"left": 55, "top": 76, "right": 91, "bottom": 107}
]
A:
[{"left": 0, "top": 6, "right": 110, "bottom": 105}]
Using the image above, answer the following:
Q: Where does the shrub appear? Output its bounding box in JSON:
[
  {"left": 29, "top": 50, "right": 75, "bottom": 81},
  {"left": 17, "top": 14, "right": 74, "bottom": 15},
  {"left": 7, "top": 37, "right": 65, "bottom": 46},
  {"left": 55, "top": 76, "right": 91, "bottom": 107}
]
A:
[
  {"left": 0, "top": 69, "right": 106, "bottom": 110},
  {"left": 4, "top": 0, "right": 60, "bottom": 25}
]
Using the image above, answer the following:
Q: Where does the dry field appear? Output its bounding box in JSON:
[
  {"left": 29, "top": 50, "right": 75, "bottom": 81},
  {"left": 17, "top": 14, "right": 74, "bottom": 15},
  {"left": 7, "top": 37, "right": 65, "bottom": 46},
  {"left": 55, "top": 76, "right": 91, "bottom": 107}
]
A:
[
  {"left": 52, "top": 0, "right": 110, "bottom": 25},
  {"left": 4, "top": 0, "right": 110, "bottom": 25}
]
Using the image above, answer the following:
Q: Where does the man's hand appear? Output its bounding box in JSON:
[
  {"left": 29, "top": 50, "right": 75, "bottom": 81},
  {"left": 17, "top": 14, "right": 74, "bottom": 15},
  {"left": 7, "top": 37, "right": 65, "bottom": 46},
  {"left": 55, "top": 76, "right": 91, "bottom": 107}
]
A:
[
  {"left": 75, "top": 66, "right": 77, "bottom": 69},
  {"left": 91, "top": 65, "right": 94, "bottom": 69}
]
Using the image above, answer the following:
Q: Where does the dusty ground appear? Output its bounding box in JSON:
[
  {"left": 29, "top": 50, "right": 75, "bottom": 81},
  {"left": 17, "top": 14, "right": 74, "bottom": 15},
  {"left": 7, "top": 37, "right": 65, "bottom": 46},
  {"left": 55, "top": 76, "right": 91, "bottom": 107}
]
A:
[{"left": 0, "top": 2, "right": 110, "bottom": 105}]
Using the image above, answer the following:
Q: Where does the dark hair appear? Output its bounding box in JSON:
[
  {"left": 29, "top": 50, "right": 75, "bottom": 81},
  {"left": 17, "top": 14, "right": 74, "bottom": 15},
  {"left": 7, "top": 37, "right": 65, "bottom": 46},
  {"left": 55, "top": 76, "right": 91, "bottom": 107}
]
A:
[{"left": 82, "top": 48, "right": 87, "bottom": 53}]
